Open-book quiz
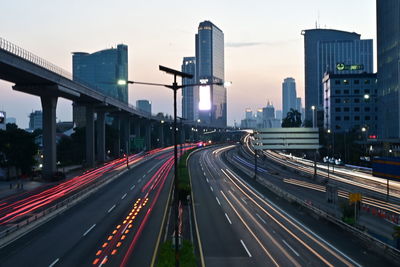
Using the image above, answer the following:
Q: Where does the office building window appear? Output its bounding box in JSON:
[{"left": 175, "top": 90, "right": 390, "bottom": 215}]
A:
[
  {"left": 354, "top": 89, "right": 360, "bottom": 94},
  {"left": 355, "top": 116, "right": 360, "bottom": 121},
  {"left": 354, "top": 98, "right": 360, "bottom": 103},
  {"left": 344, "top": 107, "right": 350, "bottom": 112},
  {"left": 354, "top": 107, "right": 360, "bottom": 112},
  {"left": 354, "top": 80, "right": 360, "bottom": 84},
  {"left": 365, "top": 116, "right": 370, "bottom": 120},
  {"left": 335, "top": 107, "right": 341, "bottom": 112},
  {"left": 365, "top": 89, "right": 370, "bottom": 94},
  {"left": 335, "top": 90, "right": 341, "bottom": 94},
  {"left": 365, "top": 107, "right": 370, "bottom": 112},
  {"left": 335, "top": 116, "right": 341, "bottom": 121},
  {"left": 344, "top": 116, "right": 350, "bottom": 121},
  {"left": 335, "top": 80, "right": 340, "bottom": 85},
  {"left": 343, "top": 79, "right": 349, "bottom": 85},
  {"left": 344, "top": 90, "right": 349, "bottom": 94},
  {"left": 335, "top": 98, "right": 341, "bottom": 103},
  {"left": 364, "top": 79, "right": 370, "bottom": 84}
]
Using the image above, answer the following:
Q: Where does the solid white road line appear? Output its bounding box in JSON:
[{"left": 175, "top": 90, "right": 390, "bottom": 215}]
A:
[
  {"left": 225, "top": 213, "right": 232, "bottom": 224},
  {"left": 138, "top": 178, "right": 142, "bottom": 183},
  {"left": 107, "top": 204, "right": 116, "bottom": 213},
  {"left": 210, "top": 186, "right": 214, "bottom": 192},
  {"left": 216, "top": 197, "right": 221, "bottom": 206},
  {"left": 255, "top": 213, "right": 267, "bottom": 224},
  {"left": 121, "top": 193, "right": 127, "bottom": 200},
  {"left": 83, "top": 224, "right": 96, "bottom": 236},
  {"left": 48, "top": 258, "right": 59, "bottom": 267},
  {"left": 130, "top": 185, "right": 136, "bottom": 190},
  {"left": 240, "top": 239, "right": 252, "bottom": 257},
  {"left": 282, "top": 239, "right": 300, "bottom": 257}
]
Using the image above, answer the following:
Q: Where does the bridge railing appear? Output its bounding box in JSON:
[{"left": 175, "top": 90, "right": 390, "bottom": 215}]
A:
[{"left": 0, "top": 37, "right": 73, "bottom": 80}]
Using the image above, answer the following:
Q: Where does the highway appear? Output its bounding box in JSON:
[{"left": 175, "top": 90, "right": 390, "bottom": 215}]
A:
[
  {"left": 243, "top": 134, "right": 400, "bottom": 201},
  {"left": 0, "top": 146, "right": 193, "bottom": 267},
  {"left": 189, "top": 145, "right": 396, "bottom": 266}
]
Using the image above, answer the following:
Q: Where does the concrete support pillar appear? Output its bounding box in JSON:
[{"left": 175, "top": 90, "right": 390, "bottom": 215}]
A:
[
  {"left": 145, "top": 122, "right": 152, "bottom": 151},
  {"left": 120, "top": 114, "right": 130, "bottom": 154},
  {"left": 158, "top": 124, "right": 165, "bottom": 147},
  {"left": 134, "top": 120, "right": 141, "bottom": 138},
  {"left": 41, "top": 96, "right": 58, "bottom": 180},
  {"left": 113, "top": 116, "right": 121, "bottom": 157},
  {"left": 96, "top": 110, "right": 106, "bottom": 163},
  {"left": 86, "top": 105, "right": 95, "bottom": 167}
]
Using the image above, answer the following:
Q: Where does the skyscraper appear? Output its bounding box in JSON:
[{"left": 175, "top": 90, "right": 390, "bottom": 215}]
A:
[
  {"left": 72, "top": 45, "right": 128, "bottom": 127},
  {"left": 29, "top": 110, "right": 43, "bottom": 131},
  {"left": 181, "top": 57, "right": 197, "bottom": 121},
  {"left": 377, "top": 0, "right": 400, "bottom": 139},
  {"left": 282, "top": 77, "right": 297, "bottom": 118},
  {"left": 302, "top": 29, "right": 373, "bottom": 121},
  {"left": 245, "top": 108, "right": 253, "bottom": 119},
  {"left": 136, "top": 100, "right": 152, "bottom": 114},
  {"left": 196, "top": 21, "right": 226, "bottom": 127}
]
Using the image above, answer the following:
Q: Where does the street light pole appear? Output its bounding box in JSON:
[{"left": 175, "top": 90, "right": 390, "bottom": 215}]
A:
[{"left": 119, "top": 66, "right": 230, "bottom": 267}]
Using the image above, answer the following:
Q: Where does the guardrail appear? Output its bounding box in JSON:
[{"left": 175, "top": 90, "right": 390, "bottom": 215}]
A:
[
  {"left": 0, "top": 152, "right": 156, "bottom": 248},
  {"left": 224, "top": 148, "right": 400, "bottom": 262},
  {"left": 0, "top": 37, "right": 73, "bottom": 79}
]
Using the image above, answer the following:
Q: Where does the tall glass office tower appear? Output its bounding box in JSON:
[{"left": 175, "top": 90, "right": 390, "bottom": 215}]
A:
[
  {"left": 282, "top": 77, "right": 297, "bottom": 118},
  {"left": 377, "top": 0, "right": 400, "bottom": 139},
  {"left": 181, "top": 57, "right": 197, "bottom": 121},
  {"left": 302, "top": 29, "right": 372, "bottom": 122},
  {"left": 196, "top": 21, "right": 226, "bottom": 127},
  {"left": 72, "top": 45, "right": 128, "bottom": 127},
  {"left": 72, "top": 44, "right": 128, "bottom": 103}
]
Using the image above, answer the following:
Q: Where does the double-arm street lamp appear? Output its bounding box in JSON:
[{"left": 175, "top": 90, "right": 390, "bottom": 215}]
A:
[{"left": 119, "top": 65, "right": 229, "bottom": 267}]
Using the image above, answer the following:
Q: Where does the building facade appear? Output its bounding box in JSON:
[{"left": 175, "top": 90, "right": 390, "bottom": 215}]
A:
[
  {"left": 29, "top": 110, "right": 43, "bottom": 131},
  {"left": 196, "top": 21, "right": 226, "bottom": 127},
  {"left": 282, "top": 77, "right": 297, "bottom": 118},
  {"left": 136, "top": 100, "right": 152, "bottom": 114},
  {"left": 323, "top": 73, "right": 377, "bottom": 134},
  {"left": 377, "top": 0, "right": 400, "bottom": 140},
  {"left": 181, "top": 57, "right": 197, "bottom": 121},
  {"left": 0, "top": 111, "right": 5, "bottom": 130},
  {"left": 302, "top": 29, "right": 372, "bottom": 122},
  {"left": 72, "top": 44, "right": 128, "bottom": 127}
]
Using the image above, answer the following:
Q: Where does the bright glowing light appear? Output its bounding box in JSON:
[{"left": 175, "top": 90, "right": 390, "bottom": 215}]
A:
[
  {"left": 224, "top": 81, "right": 232, "bottom": 87},
  {"left": 361, "top": 127, "right": 367, "bottom": 132},
  {"left": 311, "top": 105, "right": 316, "bottom": 110},
  {"left": 118, "top": 80, "right": 127, "bottom": 85},
  {"left": 364, "top": 94, "right": 370, "bottom": 100},
  {"left": 199, "top": 85, "right": 211, "bottom": 110}
]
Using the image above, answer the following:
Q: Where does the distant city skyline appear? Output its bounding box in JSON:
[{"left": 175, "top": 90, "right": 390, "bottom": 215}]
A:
[{"left": 0, "top": 0, "right": 376, "bottom": 128}]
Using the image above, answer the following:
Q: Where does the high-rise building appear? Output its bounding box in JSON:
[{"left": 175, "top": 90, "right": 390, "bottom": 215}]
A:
[
  {"left": 245, "top": 108, "right": 253, "bottom": 120},
  {"left": 282, "top": 77, "right": 297, "bottom": 118},
  {"left": 377, "top": 0, "right": 400, "bottom": 139},
  {"left": 136, "top": 100, "right": 152, "bottom": 114},
  {"left": 5, "top": 117, "right": 16, "bottom": 125},
  {"left": 323, "top": 72, "right": 377, "bottom": 134},
  {"left": 263, "top": 101, "right": 275, "bottom": 120},
  {"left": 29, "top": 110, "right": 43, "bottom": 131},
  {"left": 0, "top": 111, "right": 5, "bottom": 130},
  {"left": 72, "top": 44, "right": 128, "bottom": 127},
  {"left": 196, "top": 21, "right": 226, "bottom": 127},
  {"left": 302, "top": 29, "right": 373, "bottom": 122},
  {"left": 275, "top": 110, "right": 283, "bottom": 120},
  {"left": 181, "top": 57, "right": 197, "bottom": 121},
  {"left": 296, "top": 97, "right": 302, "bottom": 112}
]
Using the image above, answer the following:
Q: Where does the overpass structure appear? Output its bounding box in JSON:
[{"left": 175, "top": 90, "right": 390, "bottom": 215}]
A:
[{"left": 0, "top": 37, "right": 226, "bottom": 179}]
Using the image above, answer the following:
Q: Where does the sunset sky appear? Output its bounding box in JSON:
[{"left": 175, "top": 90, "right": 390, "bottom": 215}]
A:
[{"left": 0, "top": 0, "right": 376, "bottom": 128}]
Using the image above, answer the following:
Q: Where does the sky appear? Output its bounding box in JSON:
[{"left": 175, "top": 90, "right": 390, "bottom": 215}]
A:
[{"left": 0, "top": 0, "right": 376, "bottom": 128}]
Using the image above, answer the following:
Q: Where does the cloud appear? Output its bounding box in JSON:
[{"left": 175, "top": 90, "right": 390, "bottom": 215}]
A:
[{"left": 226, "top": 39, "right": 300, "bottom": 48}]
